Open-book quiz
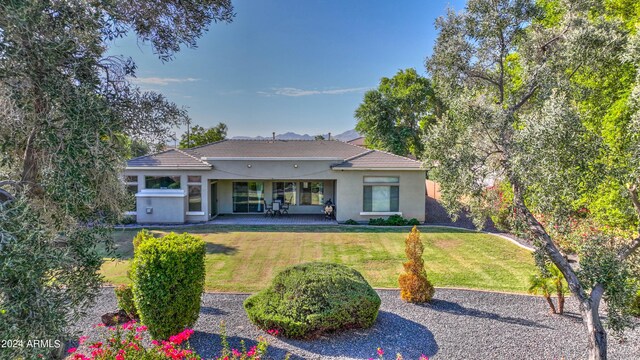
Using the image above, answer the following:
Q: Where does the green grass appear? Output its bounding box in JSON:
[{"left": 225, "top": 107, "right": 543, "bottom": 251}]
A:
[{"left": 101, "top": 225, "right": 536, "bottom": 293}]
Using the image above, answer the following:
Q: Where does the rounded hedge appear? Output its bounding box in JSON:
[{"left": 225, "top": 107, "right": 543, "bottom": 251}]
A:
[
  {"left": 243, "top": 262, "right": 381, "bottom": 339},
  {"left": 130, "top": 231, "right": 206, "bottom": 339}
]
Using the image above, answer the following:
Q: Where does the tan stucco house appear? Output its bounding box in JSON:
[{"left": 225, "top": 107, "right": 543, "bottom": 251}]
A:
[{"left": 124, "top": 139, "right": 426, "bottom": 224}]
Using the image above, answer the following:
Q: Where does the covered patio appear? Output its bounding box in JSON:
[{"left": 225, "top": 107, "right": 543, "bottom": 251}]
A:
[{"left": 208, "top": 213, "right": 338, "bottom": 225}]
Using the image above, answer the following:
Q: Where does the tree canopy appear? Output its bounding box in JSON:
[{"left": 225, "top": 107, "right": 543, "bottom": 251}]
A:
[
  {"left": 424, "top": 0, "right": 639, "bottom": 358},
  {"left": 179, "top": 122, "right": 228, "bottom": 148},
  {"left": 0, "top": 1, "right": 233, "bottom": 358},
  {"left": 355, "top": 68, "right": 439, "bottom": 158}
]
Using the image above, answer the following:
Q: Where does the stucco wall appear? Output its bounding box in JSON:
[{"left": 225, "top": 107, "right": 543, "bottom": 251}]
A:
[{"left": 124, "top": 160, "right": 426, "bottom": 223}]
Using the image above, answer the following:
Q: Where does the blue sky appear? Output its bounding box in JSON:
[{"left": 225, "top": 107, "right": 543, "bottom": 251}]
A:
[{"left": 108, "top": 0, "right": 465, "bottom": 138}]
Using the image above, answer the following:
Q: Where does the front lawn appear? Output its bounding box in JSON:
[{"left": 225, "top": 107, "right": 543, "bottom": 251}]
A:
[{"left": 101, "top": 225, "right": 536, "bottom": 293}]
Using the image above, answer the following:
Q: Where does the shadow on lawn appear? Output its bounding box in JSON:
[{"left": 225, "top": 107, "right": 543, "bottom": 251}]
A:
[
  {"left": 278, "top": 311, "right": 438, "bottom": 359},
  {"left": 205, "top": 243, "right": 238, "bottom": 256},
  {"left": 421, "top": 299, "right": 551, "bottom": 329}
]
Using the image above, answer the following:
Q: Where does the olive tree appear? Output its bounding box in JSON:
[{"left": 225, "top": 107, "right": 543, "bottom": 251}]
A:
[
  {"left": 0, "top": 1, "right": 233, "bottom": 358},
  {"left": 425, "top": 0, "right": 638, "bottom": 359}
]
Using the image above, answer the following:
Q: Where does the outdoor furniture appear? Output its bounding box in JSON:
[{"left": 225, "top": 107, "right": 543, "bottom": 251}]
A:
[
  {"left": 272, "top": 201, "right": 281, "bottom": 217},
  {"left": 324, "top": 204, "right": 335, "bottom": 220},
  {"left": 263, "top": 200, "right": 273, "bottom": 217},
  {"left": 281, "top": 201, "right": 290, "bottom": 215}
]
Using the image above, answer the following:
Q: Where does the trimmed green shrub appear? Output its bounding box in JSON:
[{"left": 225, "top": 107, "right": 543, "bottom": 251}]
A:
[
  {"left": 130, "top": 231, "right": 206, "bottom": 339},
  {"left": 244, "top": 262, "right": 381, "bottom": 339},
  {"left": 631, "top": 290, "right": 640, "bottom": 317},
  {"left": 344, "top": 219, "right": 359, "bottom": 225},
  {"left": 368, "top": 217, "right": 387, "bottom": 225},
  {"left": 115, "top": 284, "right": 138, "bottom": 319},
  {"left": 407, "top": 218, "right": 421, "bottom": 226},
  {"left": 386, "top": 214, "right": 408, "bottom": 226}
]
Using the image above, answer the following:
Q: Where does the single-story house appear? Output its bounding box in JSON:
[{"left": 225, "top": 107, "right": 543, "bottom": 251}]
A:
[{"left": 124, "top": 139, "right": 426, "bottom": 223}]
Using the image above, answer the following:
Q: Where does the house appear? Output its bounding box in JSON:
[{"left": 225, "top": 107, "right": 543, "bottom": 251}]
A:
[
  {"left": 124, "top": 139, "right": 426, "bottom": 223},
  {"left": 346, "top": 136, "right": 366, "bottom": 147}
]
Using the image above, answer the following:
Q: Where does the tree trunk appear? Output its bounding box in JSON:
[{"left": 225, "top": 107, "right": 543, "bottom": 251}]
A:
[
  {"left": 581, "top": 293, "right": 607, "bottom": 360},
  {"left": 557, "top": 293, "right": 565, "bottom": 315},
  {"left": 544, "top": 295, "right": 557, "bottom": 314}
]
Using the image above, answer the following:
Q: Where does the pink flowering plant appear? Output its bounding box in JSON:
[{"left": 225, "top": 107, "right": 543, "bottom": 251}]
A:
[{"left": 67, "top": 320, "right": 198, "bottom": 360}]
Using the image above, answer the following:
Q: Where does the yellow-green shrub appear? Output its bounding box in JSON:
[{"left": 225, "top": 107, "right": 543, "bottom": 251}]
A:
[{"left": 398, "top": 226, "right": 435, "bottom": 303}]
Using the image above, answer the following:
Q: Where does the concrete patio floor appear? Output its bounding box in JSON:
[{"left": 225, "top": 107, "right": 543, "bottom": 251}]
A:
[{"left": 209, "top": 214, "right": 338, "bottom": 225}]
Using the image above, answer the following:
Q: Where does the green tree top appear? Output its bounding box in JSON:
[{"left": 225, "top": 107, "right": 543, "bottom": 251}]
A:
[
  {"left": 355, "top": 68, "right": 439, "bottom": 158},
  {"left": 179, "top": 122, "right": 228, "bottom": 148}
]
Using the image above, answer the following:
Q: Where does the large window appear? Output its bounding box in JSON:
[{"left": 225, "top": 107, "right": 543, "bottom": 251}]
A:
[
  {"left": 233, "top": 182, "right": 264, "bottom": 212},
  {"left": 363, "top": 177, "right": 399, "bottom": 212},
  {"left": 300, "top": 181, "right": 324, "bottom": 205},
  {"left": 187, "top": 176, "right": 202, "bottom": 212},
  {"left": 272, "top": 182, "right": 297, "bottom": 205},
  {"left": 145, "top": 176, "right": 181, "bottom": 189},
  {"left": 125, "top": 176, "right": 138, "bottom": 212}
]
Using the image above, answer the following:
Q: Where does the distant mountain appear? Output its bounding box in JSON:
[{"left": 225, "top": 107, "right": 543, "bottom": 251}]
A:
[{"left": 231, "top": 129, "right": 360, "bottom": 142}]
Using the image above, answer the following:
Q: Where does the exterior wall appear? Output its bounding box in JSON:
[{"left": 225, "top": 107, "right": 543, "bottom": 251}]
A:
[
  {"left": 331, "top": 170, "right": 426, "bottom": 222},
  {"left": 124, "top": 160, "right": 426, "bottom": 223},
  {"left": 136, "top": 190, "right": 186, "bottom": 224},
  {"left": 426, "top": 180, "right": 442, "bottom": 200}
]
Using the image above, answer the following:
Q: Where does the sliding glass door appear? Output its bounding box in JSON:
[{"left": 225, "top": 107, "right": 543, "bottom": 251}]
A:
[{"left": 233, "top": 182, "right": 264, "bottom": 212}]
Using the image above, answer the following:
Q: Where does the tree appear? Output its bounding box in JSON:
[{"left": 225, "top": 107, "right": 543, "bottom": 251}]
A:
[
  {"left": 425, "top": 0, "right": 639, "bottom": 358},
  {"left": 528, "top": 264, "right": 567, "bottom": 314},
  {"left": 528, "top": 272, "right": 557, "bottom": 314},
  {"left": 398, "top": 226, "right": 435, "bottom": 303},
  {"left": 314, "top": 134, "right": 325, "bottom": 140},
  {"left": 179, "top": 123, "right": 228, "bottom": 148},
  {"left": 355, "top": 68, "right": 439, "bottom": 158},
  {"left": 0, "top": 1, "right": 233, "bottom": 358}
]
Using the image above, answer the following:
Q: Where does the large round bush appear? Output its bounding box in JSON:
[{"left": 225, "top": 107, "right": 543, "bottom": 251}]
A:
[
  {"left": 130, "top": 231, "right": 206, "bottom": 339},
  {"left": 243, "top": 262, "right": 381, "bottom": 339}
]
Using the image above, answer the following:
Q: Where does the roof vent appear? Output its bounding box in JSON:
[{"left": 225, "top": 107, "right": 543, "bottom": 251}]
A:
[{"left": 272, "top": 132, "right": 276, "bottom": 141}]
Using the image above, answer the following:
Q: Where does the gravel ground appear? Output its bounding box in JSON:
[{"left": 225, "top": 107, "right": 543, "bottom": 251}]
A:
[{"left": 71, "top": 288, "right": 639, "bottom": 360}]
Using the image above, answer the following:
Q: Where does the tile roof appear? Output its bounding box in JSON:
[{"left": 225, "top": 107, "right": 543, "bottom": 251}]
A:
[
  {"left": 126, "top": 140, "right": 422, "bottom": 170},
  {"left": 183, "top": 139, "right": 367, "bottom": 159},
  {"left": 331, "top": 149, "right": 423, "bottom": 169},
  {"left": 346, "top": 136, "right": 366, "bottom": 147},
  {"left": 127, "top": 148, "right": 211, "bottom": 168}
]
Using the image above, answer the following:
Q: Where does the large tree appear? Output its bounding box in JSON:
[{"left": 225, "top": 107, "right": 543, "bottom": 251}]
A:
[
  {"left": 355, "top": 68, "right": 439, "bottom": 158},
  {"left": 0, "top": 1, "right": 233, "bottom": 358},
  {"left": 425, "top": 0, "right": 639, "bottom": 359},
  {"left": 179, "top": 122, "right": 228, "bottom": 148}
]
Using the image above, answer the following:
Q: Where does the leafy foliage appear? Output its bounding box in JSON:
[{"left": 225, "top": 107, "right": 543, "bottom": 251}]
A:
[
  {"left": 0, "top": 0, "right": 233, "bottom": 356},
  {"left": 130, "top": 232, "right": 206, "bottom": 339},
  {"left": 243, "top": 262, "right": 381, "bottom": 339},
  {"left": 367, "top": 215, "right": 419, "bottom": 226},
  {"left": 528, "top": 264, "right": 568, "bottom": 314},
  {"left": 355, "top": 68, "right": 439, "bottom": 158},
  {"left": 398, "top": 226, "right": 435, "bottom": 303},
  {"left": 115, "top": 284, "right": 139, "bottom": 320},
  {"left": 179, "top": 123, "right": 228, "bottom": 148},
  {"left": 344, "top": 219, "right": 359, "bottom": 225}
]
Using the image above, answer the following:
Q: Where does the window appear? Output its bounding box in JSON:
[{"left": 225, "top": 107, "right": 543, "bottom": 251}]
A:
[
  {"left": 363, "top": 177, "right": 399, "bottom": 212},
  {"left": 272, "top": 182, "right": 297, "bottom": 205},
  {"left": 125, "top": 176, "right": 138, "bottom": 212},
  {"left": 187, "top": 176, "right": 202, "bottom": 212},
  {"left": 145, "top": 176, "right": 181, "bottom": 189},
  {"left": 233, "top": 182, "right": 264, "bottom": 212},
  {"left": 300, "top": 181, "right": 324, "bottom": 205}
]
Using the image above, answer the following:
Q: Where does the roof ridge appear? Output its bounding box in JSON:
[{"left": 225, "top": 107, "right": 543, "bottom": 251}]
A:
[
  {"left": 174, "top": 148, "right": 211, "bottom": 166},
  {"left": 341, "top": 149, "right": 374, "bottom": 162}
]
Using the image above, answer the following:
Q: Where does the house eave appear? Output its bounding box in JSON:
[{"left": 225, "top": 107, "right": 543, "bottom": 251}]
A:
[
  {"left": 330, "top": 167, "right": 424, "bottom": 171},
  {"left": 201, "top": 157, "right": 344, "bottom": 161},
  {"left": 125, "top": 166, "right": 212, "bottom": 171}
]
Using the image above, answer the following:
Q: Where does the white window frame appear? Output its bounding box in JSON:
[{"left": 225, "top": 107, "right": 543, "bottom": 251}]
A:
[{"left": 186, "top": 176, "right": 203, "bottom": 214}]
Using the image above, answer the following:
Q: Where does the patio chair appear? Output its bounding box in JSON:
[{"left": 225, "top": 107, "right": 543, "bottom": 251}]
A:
[
  {"left": 281, "top": 201, "right": 290, "bottom": 215},
  {"left": 263, "top": 200, "right": 273, "bottom": 217},
  {"left": 324, "top": 204, "right": 334, "bottom": 220}
]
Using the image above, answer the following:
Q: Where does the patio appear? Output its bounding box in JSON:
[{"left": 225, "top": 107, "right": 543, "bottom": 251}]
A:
[{"left": 208, "top": 214, "right": 338, "bottom": 225}]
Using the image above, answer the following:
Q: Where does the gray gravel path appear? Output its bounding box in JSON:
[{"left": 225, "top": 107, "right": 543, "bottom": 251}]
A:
[{"left": 71, "top": 288, "right": 639, "bottom": 360}]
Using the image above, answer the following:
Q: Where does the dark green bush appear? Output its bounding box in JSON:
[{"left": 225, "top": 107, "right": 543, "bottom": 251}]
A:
[
  {"left": 385, "top": 214, "right": 408, "bottom": 226},
  {"left": 115, "top": 284, "right": 138, "bottom": 319},
  {"left": 130, "top": 231, "right": 206, "bottom": 339},
  {"left": 244, "top": 262, "right": 381, "bottom": 339},
  {"left": 368, "top": 217, "right": 387, "bottom": 225},
  {"left": 344, "top": 219, "right": 359, "bottom": 225},
  {"left": 631, "top": 290, "right": 640, "bottom": 317},
  {"left": 407, "top": 218, "right": 421, "bottom": 226}
]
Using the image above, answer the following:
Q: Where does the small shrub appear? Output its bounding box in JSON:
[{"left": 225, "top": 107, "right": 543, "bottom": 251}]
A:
[
  {"left": 368, "top": 217, "right": 387, "bottom": 225},
  {"left": 130, "top": 231, "right": 206, "bottom": 339},
  {"left": 385, "top": 214, "right": 408, "bottom": 226},
  {"left": 398, "top": 226, "right": 435, "bottom": 303},
  {"left": 244, "top": 262, "right": 381, "bottom": 339},
  {"left": 631, "top": 290, "right": 640, "bottom": 317},
  {"left": 407, "top": 218, "right": 421, "bottom": 226},
  {"left": 344, "top": 219, "right": 359, "bottom": 225},
  {"left": 114, "top": 284, "right": 138, "bottom": 319}
]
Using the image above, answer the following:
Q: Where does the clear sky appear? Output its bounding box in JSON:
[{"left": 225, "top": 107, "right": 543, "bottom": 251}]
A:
[{"left": 107, "top": 0, "right": 465, "bottom": 138}]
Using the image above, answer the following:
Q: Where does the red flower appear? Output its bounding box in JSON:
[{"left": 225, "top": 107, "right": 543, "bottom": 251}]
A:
[{"left": 67, "top": 347, "right": 77, "bottom": 354}]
